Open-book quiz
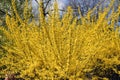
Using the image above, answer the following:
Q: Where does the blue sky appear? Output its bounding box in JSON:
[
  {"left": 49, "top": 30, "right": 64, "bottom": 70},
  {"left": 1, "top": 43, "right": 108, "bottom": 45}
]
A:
[{"left": 31, "top": 0, "right": 119, "bottom": 18}]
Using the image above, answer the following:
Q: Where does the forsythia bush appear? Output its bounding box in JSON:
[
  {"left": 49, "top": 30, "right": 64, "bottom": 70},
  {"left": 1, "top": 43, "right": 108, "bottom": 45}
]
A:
[{"left": 0, "top": 0, "right": 120, "bottom": 80}]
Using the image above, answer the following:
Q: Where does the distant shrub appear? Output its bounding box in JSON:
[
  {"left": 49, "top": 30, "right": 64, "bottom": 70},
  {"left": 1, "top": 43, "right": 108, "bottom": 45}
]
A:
[{"left": 0, "top": 0, "right": 120, "bottom": 80}]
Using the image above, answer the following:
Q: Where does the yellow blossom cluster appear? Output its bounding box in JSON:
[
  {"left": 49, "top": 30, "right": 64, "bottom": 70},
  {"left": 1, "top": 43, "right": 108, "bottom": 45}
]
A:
[{"left": 0, "top": 0, "right": 120, "bottom": 80}]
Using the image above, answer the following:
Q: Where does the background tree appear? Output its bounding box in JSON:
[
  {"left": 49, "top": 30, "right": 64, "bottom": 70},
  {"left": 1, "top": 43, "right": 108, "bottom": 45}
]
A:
[
  {"left": 31, "top": 0, "right": 120, "bottom": 20},
  {"left": 0, "top": 0, "right": 120, "bottom": 26},
  {"left": 0, "top": 0, "right": 30, "bottom": 26}
]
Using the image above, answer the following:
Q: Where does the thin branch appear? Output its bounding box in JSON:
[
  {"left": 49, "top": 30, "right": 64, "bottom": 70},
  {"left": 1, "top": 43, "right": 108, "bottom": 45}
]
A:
[
  {"left": 0, "top": 9, "right": 6, "bottom": 14},
  {"left": 0, "top": 9, "right": 12, "bottom": 17},
  {"left": 35, "top": 0, "right": 39, "bottom": 4},
  {"left": 44, "top": 0, "right": 51, "bottom": 10}
]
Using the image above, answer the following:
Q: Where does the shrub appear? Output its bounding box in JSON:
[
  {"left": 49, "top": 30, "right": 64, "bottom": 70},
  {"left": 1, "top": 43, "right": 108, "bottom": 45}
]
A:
[{"left": 0, "top": 0, "right": 120, "bottom": 80}]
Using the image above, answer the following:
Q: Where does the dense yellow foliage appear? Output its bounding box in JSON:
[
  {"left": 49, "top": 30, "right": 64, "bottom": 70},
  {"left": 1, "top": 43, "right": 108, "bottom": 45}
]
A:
[{"left": 0, "top": 0, "right": 120, "bottom": 80}]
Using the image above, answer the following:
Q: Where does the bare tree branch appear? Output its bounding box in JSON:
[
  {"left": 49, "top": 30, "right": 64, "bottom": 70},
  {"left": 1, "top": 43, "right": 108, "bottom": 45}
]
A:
[
  {"left": 0, "top": 9, "right": 6, "bottom": 14},
  {"left": 44, "top": 0, "right": 51, "bottom": 11},
  {"left": 0, "top": 9, "right": 11, "bottom": 16}
]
